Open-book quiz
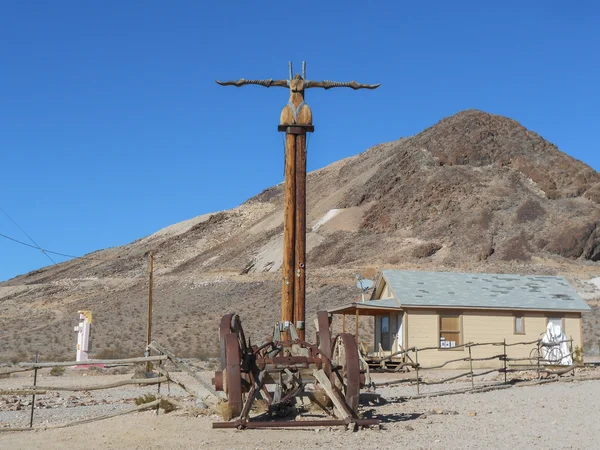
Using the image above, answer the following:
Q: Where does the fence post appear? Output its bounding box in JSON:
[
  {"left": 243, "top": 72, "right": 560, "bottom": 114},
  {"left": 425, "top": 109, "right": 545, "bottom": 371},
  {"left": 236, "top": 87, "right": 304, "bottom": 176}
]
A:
[
  {"left": 536, "top": 340, "right": 541, "bottom": 379},
  {"left": 503, "top": 339, "right": 507, "bottom": 384},
  {"left": 569, "top": 336, "right": 574, "bottom": 376},
  {"left": 29, "top": 353, "right": 39, "bottom": 428},
  {"left": 468, "top": 345, "right": 474, "bottom": 389},
  {"left": 415, "top": 348, "right": 420, "bottom": 395},
  {"left": 156, "top": 352, "right": 163, "bottom": 415}
]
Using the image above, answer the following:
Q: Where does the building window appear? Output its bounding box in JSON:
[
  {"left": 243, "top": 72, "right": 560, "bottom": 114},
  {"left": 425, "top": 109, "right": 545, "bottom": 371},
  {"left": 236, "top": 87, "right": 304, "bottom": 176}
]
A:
[
  {"left": 514, "top": 315, "right": 525, "bottom": 334},
  {"left": 439, "top": 314, "right": 461, "bottom": 349}
]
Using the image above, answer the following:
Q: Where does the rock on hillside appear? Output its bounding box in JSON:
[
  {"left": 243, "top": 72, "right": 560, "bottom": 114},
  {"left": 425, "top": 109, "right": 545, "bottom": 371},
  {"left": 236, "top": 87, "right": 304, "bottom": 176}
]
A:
[{"left": 2, "top": 109, "right": 600, "bottom": 360}]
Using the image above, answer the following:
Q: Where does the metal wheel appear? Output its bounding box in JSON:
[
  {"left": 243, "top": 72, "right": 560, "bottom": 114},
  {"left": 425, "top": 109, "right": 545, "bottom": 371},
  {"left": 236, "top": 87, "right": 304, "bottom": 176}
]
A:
[
  {"left": 331, "top": 333, "right": 361, "bottom": 414},
  {"left": 220, "top": 313, "right": 248, "bottom": 370},
  {"left": 528, "top": 347, "right": 541, "bottom": 366},
  {"left": 224, "top": 332, "right": 243, "bottom": 417},
  {"left": 220, "top": 314, "right": 235, "bottom": 369}
]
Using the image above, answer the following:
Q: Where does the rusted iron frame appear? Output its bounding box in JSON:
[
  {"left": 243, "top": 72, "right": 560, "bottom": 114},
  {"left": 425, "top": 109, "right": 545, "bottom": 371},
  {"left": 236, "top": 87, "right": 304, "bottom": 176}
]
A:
[
  {"left": 224, "top": 332, "right": 243, "bottom": 417},
  {"left": 212, "top": 418, "right": 379, "bottom": 429}
]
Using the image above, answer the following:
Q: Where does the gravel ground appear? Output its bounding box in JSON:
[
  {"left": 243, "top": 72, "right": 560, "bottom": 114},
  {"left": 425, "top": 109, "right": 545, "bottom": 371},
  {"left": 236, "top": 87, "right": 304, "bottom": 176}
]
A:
[{"left": 1, "top": 369, "right": 599, "bottom": 449}]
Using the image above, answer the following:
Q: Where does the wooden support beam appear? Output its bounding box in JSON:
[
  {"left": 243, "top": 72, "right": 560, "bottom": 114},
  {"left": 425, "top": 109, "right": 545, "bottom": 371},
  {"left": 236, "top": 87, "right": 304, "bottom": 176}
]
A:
[
  {"left": 355, "top": 309, "right": 359, "bottom": 344},
  {"left": 312, "top": 369, "right": 353, "bottom": 421},
  {"left": 294, "top": 132, "right": 307, "bottom": 341},
  {"left": 281, "top": 132, "right": 296, "bottom": 340}
]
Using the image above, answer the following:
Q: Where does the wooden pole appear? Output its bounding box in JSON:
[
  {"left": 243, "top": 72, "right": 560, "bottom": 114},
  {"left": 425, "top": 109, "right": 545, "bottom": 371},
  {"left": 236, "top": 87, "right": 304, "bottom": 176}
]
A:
[
  {"left": 536, "top": 340, "right": 541, "bottom": 379},
  {"left": 468, "top": 345, "right": 474, "bottom": 389},
  {"left": 570, "top": 336, "right": 574, "bottom": 376},
  {"left": 156, "top": 353, "right": 162, "bottom": 415},
  {"left": 503, "top": 339, "right": 507, "bottom": 383},
  {"left": 146, "top": 251, "right": 153, "bottom": 372},
  {"left": 29, "top": 353, "right": 38, "bottom": 428},
  {"left": 415, "top": 348, "right": 420, "bottom": 395},
  {"left": 281, "top": 133, "right": 296, "bottom": 340},
  {"left": 294, "top": 133, "right": 307, "bottom": 341},
  {"left": 355, "top": 309, "right": 359, "bottom": 344}
]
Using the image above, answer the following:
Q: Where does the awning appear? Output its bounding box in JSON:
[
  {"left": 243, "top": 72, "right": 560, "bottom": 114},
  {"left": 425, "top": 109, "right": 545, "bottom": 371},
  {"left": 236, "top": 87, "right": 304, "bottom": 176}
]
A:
[{"left": 328, "top": 298, "right": 402, "bottom": 316}]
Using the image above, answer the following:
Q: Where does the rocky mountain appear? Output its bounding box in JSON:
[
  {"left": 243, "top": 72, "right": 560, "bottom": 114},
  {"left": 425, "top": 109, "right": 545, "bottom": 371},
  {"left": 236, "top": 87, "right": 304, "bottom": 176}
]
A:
[{"left": 2, "top": 109, "right": 600, "bottom": 361}]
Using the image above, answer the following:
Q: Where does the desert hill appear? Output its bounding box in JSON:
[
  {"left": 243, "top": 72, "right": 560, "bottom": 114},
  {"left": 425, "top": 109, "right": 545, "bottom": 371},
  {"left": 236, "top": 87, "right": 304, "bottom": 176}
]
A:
[{"left": 2, "top": 109, "right": 600, "bottom": 361}]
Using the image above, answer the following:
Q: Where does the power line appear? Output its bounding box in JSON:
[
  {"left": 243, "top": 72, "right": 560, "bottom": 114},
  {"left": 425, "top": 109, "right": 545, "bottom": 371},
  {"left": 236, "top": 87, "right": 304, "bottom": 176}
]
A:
[
  {"left": 0, "top": 231, "right": 117, "bottom": 262},
  {"left": 0, "top": 206, "right": 56, "bottom": 264}
]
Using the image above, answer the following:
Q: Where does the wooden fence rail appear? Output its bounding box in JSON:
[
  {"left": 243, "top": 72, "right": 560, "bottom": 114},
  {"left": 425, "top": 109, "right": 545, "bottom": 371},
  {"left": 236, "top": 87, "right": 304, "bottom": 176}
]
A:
[
  {"left": 372, "top": 336, "right": 579, "bottom": 394},
  {"left": 0, "top": 345, "right": 218, "bottom": 431}
]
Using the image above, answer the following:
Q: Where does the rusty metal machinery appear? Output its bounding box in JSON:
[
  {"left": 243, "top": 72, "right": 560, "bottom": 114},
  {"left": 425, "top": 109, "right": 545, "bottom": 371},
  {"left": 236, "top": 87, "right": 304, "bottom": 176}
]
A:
[{"left": 212, "top": 62, "right": 379, "bottom": 429}]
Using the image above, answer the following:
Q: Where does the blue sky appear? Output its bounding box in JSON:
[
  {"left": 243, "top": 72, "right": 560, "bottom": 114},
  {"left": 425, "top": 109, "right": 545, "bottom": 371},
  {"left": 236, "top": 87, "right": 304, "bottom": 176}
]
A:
[{"left": 0, "top": 1, "right": 599, "bottom": 281}]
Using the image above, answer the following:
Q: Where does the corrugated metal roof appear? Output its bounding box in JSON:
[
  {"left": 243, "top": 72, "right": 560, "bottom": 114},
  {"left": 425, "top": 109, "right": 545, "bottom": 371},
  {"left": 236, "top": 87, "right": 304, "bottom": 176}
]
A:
[{"left": 381, "top": 270, "right": 591, "bottom": 312}]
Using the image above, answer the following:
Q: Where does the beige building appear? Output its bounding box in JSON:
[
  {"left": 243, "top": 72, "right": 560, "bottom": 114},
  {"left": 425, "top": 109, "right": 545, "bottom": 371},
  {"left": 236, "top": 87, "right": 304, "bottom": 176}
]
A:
[{"left": 329, "top": 270, "right": 590, "bottom": 368}]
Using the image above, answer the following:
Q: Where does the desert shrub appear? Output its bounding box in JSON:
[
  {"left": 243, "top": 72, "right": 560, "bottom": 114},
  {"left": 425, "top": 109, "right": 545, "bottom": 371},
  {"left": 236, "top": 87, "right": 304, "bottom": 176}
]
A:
[
  {"left": 50, "top": 366, "right": 66, "bottom": 377},
  {"left": 412, "top": 242, "right": 442, "bottom": 258},
  {"left": 159, "top": 398, "right": 176, "bottom": 413},
  {"left": 516, "top": 199, "right": 546, "bottom": 223},
  {"left": 134, "top": 393, "right": 156, "bottom": 406},
  {"left": 217, "top": 401, "right": 233, "bottom": 421},
  {"left": 573, "top": 346, "right": 583, "bottom": 364}
]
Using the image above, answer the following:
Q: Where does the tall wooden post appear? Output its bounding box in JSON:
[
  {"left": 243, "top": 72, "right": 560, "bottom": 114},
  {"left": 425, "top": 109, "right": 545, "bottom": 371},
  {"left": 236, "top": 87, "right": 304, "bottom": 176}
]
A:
[
  {"left": 216, "top": 63, "right": 379, "bottom": 341},
  {"left": 146, "top": 251, "right": 153, "bottom": 372},
  {"left": 281, "top": 134, "right": 296, "bottom": 339},
  {"left": 293, "top": 133, "right": 307, "bottom": 340}
]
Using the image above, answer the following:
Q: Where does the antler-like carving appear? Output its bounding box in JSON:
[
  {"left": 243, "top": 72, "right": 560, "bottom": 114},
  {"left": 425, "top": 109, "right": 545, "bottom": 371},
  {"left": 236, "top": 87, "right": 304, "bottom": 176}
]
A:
[
  {"left": 306, "top": 80, "right": 380, "bottom": 90},
  {"left": 215, "top": 78, "right": 289, "bottom": 88}
]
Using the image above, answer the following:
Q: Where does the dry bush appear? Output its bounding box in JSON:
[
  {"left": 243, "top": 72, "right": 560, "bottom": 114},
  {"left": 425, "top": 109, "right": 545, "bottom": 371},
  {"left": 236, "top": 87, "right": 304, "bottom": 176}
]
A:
[
  {"left": 50, "top": 366, "right": 66, "bottom": 377},
  {"left": 159, "top": 398, "right": 177, "bottom": 413},
  {"left": 134, "top": 393, "right": 156, "bottom": 406},
  {"left": 251, "top": 399, "right": 269, "bottom": 413},
  {"left": 412, "top": 242, "right": 442, "bottom": 258},
  {"left": 217, "top": 401, "right": 233, "bottom": 421},
  {"left": 516, "top": 199, "right": 546, "bottom": 223}
]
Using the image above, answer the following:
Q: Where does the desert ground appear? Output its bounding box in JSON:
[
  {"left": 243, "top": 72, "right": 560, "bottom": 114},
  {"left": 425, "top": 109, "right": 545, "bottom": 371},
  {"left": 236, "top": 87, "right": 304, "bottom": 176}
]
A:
[{"left": 1, "top": 364, "right": 599, "bottom": 449}]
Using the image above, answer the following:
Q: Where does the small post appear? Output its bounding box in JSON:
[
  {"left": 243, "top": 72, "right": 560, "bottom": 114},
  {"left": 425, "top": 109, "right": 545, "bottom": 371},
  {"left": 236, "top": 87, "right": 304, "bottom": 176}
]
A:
[
  {"left": 415, "top": 348, "right": 420, "bottom": 395},
  {"left": 503, "top": 339, "right": 507, "bottom": 383},
  {"left": 156, "top": 353, "right": 162, "bottom": 415},
  {"left": 342, "top": 314, "right": 346, "bottom": 333},
  {"left": 355, "top": 309, "right": 359, "bottom": 344},
  {"left": 569, "top": 335, "right": 574, "bottom": 376},
  {"left": 468, "top": 345, "right": 474, "bottom": 389},
  {"left": 29, "top": 353, "right": 39, "bottom": 428},
  {"left": 536, "top": 340, "right": 541, "bottom": 379},
  {"left": 146, "top": 251, "right": 154, "bottom": 373}
]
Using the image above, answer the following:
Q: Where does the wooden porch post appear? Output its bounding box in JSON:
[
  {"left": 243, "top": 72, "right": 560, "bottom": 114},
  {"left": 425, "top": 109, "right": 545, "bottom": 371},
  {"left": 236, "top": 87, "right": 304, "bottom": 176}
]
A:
[{"left": 355, "top": 309, "right": 359, "bottom": 344}]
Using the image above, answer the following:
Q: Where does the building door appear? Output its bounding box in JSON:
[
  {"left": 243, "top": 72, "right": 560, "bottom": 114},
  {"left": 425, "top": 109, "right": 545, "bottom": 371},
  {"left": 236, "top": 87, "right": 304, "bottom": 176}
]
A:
[
  {"left": 380, "top": 315, "right": 390, "bottom": 351},
  {"left": 396, "top": 314, "right": 403, "bottom": 349}
]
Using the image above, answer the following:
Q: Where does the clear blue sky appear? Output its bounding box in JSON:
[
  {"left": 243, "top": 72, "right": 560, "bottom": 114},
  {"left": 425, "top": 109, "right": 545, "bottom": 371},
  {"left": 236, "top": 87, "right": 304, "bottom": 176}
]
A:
[{"left": 1, "top": 1, "right": 599, "bottom": 282}]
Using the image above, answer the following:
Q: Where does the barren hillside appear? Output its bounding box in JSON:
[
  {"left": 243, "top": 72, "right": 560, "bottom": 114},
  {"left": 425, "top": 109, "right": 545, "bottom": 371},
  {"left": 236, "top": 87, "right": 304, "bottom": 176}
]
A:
[{"left": 2, "top": 109, "right": 600, "bottom": 361}]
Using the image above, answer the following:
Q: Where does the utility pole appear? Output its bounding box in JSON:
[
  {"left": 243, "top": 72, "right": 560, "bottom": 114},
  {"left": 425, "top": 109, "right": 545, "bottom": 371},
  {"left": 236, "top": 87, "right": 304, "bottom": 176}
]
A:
[{"left": 217, "top": 62, "right": 379, "bottom": 340}]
